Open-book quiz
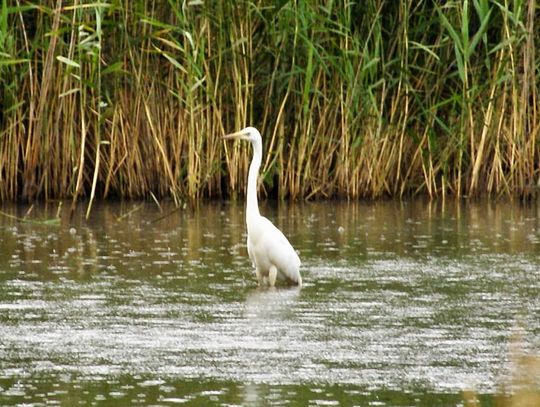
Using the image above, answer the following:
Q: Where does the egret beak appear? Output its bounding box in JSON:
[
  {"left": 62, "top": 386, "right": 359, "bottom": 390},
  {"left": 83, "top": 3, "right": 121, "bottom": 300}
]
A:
[{"left": 223, "top": 129, "right": 249, "bottom": 140}]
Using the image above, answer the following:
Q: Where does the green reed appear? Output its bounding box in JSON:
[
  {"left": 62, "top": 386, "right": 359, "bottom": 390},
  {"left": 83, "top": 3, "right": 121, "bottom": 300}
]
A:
[{"left": 0, "top": 0, "right": 538, "bottom": 208}]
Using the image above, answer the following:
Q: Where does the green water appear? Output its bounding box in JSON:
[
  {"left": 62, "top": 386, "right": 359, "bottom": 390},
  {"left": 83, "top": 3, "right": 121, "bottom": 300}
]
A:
[{"left": 0, "top": 200, "right": 539, "bottom": 406}]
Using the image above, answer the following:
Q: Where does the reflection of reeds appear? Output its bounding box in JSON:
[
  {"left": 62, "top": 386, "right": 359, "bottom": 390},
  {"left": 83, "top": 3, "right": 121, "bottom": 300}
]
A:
[
  {"left": 499, "top": 354, "right": 540, "bottom": 407},
  {"left": 495, "top": 328, "right": 540, "bottom": 407},
  {"left": 464, "top": 334, "right": 540, "bottom": 407},
  {"left": 1, "top": 1, "right": 538, "bottom": 208}
]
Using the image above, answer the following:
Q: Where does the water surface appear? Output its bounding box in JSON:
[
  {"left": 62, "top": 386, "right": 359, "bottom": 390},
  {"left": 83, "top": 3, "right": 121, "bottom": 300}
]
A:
[{"left": 0, "top": 199, "right": 539, "bottom": 405}]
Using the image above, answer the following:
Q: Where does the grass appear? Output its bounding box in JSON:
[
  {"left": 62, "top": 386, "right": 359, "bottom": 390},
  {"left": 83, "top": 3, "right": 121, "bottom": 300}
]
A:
[{"left": 0, "top": 0, "right": 538, "bottom": 211}]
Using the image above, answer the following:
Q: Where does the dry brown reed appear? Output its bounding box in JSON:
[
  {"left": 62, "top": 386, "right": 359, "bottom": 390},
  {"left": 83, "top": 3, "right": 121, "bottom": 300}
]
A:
[{"left": 0, "top": 1, "right": 538, "bottom": 212}]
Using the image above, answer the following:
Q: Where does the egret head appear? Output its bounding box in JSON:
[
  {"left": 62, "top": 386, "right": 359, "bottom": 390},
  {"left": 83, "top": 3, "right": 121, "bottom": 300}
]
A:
[{"left": 223, "top": 126, "right": 261, "bottom": 143}]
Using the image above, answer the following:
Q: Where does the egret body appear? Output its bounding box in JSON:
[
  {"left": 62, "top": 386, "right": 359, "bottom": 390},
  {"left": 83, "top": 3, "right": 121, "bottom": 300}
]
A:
[{"left": 223, "top": 127, "right": 302, "bottom": 287}]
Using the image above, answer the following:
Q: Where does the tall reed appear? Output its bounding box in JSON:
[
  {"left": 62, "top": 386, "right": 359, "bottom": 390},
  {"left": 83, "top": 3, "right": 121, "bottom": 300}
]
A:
[{"left": 0, "top": 0, "right": 538, "bottom": 208}]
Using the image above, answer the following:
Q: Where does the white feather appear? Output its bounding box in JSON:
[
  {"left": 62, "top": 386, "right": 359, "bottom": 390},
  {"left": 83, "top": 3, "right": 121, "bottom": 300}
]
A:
[{"left": 224, "top": 126, "right": 302, "bottom": 286}]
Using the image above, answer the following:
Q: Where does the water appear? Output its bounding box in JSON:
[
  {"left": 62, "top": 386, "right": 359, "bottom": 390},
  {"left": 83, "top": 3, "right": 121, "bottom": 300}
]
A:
[{"left": 0, "top": 200, "right": 539, "bottom": 406}]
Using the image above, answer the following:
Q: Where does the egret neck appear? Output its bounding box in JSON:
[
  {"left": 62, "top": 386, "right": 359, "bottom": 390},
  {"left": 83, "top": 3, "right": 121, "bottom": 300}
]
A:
[
  {"left": 246, "top": 136, "right": 262, "bottom": 223},
  {"left": 222, "top": 126, "right": 302, "bottom": 287}
]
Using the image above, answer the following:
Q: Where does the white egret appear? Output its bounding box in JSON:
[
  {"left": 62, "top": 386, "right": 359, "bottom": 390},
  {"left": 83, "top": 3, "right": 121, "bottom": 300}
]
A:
[{"left": 223, "top": 127, "right": 302, "bottom": 287}]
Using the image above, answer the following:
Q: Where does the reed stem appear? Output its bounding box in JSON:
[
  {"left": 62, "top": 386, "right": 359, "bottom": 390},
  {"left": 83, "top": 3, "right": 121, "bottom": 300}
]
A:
[{"left": 0, "top": 0, "right": 537, "bottom": 204}]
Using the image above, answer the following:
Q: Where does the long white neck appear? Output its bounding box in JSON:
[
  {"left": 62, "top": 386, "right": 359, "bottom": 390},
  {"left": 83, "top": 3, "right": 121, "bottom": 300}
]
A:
[{"left": 246, "top": 137, "right": 262, "bottom": 222}]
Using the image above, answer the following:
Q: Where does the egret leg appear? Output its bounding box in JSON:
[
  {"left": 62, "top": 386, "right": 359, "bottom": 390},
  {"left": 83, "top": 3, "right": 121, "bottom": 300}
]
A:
[
  {"left": 255, "top": 268, "right": 264, "bottom": 286},
  {"left": 268, "top": 265, "right": 277, "bottom": 287}
]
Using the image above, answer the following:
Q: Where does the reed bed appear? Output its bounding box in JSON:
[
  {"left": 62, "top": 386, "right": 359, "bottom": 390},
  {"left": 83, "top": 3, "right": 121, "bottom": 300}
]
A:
[{"left": 0, "top": 0, "right": 538, "bottom": 208}]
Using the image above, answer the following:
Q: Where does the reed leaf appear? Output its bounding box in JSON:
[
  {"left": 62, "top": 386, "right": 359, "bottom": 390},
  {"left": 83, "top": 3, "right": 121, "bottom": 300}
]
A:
[{"left": 0, "top": 0, "right": 537, "bottom": 205}]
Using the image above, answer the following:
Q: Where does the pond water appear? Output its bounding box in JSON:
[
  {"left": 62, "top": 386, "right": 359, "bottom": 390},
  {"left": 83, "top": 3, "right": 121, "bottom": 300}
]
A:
[{"left": 0, "top": 199, "right": 539, "bottom": 406}]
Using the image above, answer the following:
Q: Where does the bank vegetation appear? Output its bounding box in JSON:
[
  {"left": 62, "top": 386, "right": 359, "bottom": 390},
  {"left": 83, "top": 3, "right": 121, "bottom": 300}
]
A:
[{"left": 1, "top": 0, "right": 538, "bottom": 207}]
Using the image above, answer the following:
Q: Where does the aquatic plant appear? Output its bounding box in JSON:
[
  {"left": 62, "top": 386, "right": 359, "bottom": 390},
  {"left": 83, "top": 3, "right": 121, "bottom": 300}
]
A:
[{"left": 0, "top": 0, "right": 538, "bottom": 209}]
